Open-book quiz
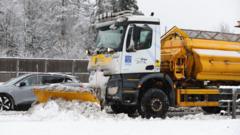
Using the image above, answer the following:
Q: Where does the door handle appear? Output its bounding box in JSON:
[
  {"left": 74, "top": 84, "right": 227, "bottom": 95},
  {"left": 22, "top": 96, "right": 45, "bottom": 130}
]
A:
[{"left": 146, "top": 65, "right": 154, "bottom": 70}]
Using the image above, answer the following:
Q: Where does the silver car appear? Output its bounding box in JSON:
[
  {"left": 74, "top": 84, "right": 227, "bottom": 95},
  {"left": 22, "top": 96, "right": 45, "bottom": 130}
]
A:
[{"left": 0, "top": 73, "right": 79, "bottom": 111}]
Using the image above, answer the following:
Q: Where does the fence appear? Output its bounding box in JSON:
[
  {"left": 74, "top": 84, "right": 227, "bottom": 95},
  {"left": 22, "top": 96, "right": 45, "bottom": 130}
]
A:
[
  {"left": 0, "top": 57, "right": 89, "bottom": 82},
  {"left": 219, "top": 88, "right": 240, "bottom": 119}
]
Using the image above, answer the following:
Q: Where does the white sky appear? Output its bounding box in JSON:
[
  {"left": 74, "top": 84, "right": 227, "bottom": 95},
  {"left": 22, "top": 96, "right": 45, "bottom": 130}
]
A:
[{"left": 138, "top": 0, "right": 240, "bottom": 34}]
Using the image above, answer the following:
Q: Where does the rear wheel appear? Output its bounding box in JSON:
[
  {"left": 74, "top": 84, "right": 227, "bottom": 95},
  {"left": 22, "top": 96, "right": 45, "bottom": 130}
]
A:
[
  {"left": 202, "top": 107, "right": 221, "bottom": 114},
  {"left": 0, "top": 94, "right": 14, "bottom": 111},
  {"left": 139, "top": 88, "right": 169, "bottom": 118}
]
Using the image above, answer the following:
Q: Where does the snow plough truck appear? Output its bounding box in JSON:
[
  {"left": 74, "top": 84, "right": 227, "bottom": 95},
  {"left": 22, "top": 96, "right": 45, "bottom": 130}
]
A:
[{"left": 34, "top": 11, "right": 240, "bottom": 118}]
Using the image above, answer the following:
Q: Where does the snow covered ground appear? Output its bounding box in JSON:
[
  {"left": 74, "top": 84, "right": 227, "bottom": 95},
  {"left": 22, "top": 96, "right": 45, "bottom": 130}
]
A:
[{"left": 0, "top": 100, "right": 239, "bottom": 135}]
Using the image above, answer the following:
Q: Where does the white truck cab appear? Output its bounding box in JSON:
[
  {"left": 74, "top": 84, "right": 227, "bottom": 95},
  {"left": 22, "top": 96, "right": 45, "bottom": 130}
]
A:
[
  {"left": 88, "top": 11, "right": 161, "bottom": 89},
  {"left": 87, "top": 11, "right": 170, "bottom": 118}
]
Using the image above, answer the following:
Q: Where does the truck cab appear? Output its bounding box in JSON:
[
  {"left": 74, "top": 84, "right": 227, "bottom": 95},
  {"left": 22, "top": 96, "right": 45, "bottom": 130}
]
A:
[
  {"left": 88, "top": 11, "right": 163, "bottom": 107},
  {"left": 87, "top": 11, "right": 170, "bottom": 117}
]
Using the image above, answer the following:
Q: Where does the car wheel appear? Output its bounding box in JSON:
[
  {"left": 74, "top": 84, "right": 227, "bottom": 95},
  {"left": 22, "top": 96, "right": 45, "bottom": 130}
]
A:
[
  {"left": 139, "top": 88, "right": 169, "bottom": 119},
  {"left": 0, "top": 94, "right": 14, "bottom": 111}
]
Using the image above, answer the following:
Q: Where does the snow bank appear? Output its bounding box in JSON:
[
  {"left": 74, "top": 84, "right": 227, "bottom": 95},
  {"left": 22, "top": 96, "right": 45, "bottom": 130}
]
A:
[
  {"left": 0, "top": 100, "right": 236, "bottom": 122},
  {"left": 0, "top": 100, "right": 240, "bottom": 135},
  {"left": 35, "top": 84, "right": 97, "bottom": 99},
  {"left": 0, "top": 100, "right": 129, "bottom": 121},
  {"left": 38, "top": 83, "right": 94, "bottom": 92},
  {"left": 27, "top": 100, "right": 129, "bottom": 121}
]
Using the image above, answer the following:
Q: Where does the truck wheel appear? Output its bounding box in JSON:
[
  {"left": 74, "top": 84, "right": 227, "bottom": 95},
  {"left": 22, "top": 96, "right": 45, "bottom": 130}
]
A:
[
  {"left": 139, "top": 88, "right": 169, "bottom": 118},
  {"left": 202, "top": 107, "right": 221, "bottom": 114}
]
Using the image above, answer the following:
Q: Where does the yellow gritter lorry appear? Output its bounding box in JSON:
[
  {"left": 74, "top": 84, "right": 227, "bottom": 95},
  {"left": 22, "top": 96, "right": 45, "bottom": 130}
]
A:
[{"left": 34, "top": 11, "right": 240, "bottom": 118}]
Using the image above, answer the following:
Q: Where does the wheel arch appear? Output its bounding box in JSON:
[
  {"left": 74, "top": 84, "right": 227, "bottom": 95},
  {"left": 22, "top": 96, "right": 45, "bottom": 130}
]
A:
[{"left": 138, "top": 73, "right": 175, "bottom": 106}]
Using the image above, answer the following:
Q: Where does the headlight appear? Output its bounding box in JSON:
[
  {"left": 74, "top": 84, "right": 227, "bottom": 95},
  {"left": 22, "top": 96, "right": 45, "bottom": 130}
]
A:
[{"left": 108, "top": 87, "right": 118, "bottom": 95}]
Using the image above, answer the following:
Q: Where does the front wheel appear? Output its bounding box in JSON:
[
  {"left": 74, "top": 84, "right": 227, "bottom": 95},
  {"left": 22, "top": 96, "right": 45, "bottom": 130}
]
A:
[
  {"left": 0, "top": 94, "right": 14, "bottom": 111},
  {"left": 139, "top": 88, "right": 169, "bottom": 118}
]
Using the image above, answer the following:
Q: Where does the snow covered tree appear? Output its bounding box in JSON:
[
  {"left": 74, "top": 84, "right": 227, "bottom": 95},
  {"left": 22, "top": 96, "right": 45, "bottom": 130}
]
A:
[
  {"left": 96, "top": 0, "right": 115, "bottom": 15},
  {"left": 23, "top": 0, "right": 47, "bottom": 57},
  {"left": 0, "top": 0, "right": 24, "bottom": 57},
  {"left": 118, "top": 0, "right": 138, "bottom": 11},
  {"left": 0, "top": 0, "right": 140, "bottom": 58},
  {"left": 96, "top": 0, "right": 139, "bottom": 15},
  {"left": 36, "top": 0, "right": 96, "bottom": 58}
]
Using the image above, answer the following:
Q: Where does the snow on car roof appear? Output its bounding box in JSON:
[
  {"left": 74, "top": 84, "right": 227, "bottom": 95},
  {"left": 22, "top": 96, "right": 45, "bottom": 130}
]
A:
[{"left": 23, "top": 73, "right": 76, "bottom": 78}]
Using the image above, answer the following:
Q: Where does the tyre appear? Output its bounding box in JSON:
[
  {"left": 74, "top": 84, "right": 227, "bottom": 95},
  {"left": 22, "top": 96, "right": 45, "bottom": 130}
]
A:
[
  {"left": 111, "top": 104, "right": 123, "bottom": 114},
  {"left": 0, "top": 94, "right": 14, "bottom": 111},
  {"left": 139, "top": 88, "right": 169, "bottom": 118},
  {"left": 202, "top": 107, "right": 221, "bottom": 114},
  {"left": 111, "top": 105, "right": 137, "bottom": 115}
]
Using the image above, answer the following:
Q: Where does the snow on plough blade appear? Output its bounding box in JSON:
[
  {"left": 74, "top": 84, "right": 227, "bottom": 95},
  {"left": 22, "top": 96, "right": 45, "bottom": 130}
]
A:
[{"left": 33, "top": 84, "right": 100, "bottom": 104}]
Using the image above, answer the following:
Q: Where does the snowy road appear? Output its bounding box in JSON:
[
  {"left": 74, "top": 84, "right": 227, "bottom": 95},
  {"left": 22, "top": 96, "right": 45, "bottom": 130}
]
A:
[{"left": 0, "top": 100, "right": 239, "bottom": 135}]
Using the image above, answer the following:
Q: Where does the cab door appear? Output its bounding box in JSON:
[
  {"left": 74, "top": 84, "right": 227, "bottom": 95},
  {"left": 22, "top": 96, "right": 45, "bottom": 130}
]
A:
[{"left": 121, "top": 23, "right": 159, "bottom": 74}]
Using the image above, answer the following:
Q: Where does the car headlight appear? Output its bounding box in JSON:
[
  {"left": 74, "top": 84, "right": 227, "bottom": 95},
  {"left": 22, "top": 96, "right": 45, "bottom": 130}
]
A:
[{"left": 108, "top": 87, "right": 118, "bottom": 95}]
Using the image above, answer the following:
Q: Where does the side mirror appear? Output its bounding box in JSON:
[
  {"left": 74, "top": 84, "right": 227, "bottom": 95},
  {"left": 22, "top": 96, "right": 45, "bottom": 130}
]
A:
[
  {"left": 19, "top": 82, "right": 26, "bottom": 87},
  {"left": 107, "top": 48, "right": 115, "bottom": 53},
  {"left": 85, "top": 49, "right": 92, "bottom": 56},
  {"left": 109, "top": 24, "right": 117, "bottom": 30}
]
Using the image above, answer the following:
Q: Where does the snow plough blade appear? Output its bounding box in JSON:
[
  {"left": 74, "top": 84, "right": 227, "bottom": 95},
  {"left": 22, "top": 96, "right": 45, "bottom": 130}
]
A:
[{"left": 33, "top": 89, "right": 100, "bottom": 104}]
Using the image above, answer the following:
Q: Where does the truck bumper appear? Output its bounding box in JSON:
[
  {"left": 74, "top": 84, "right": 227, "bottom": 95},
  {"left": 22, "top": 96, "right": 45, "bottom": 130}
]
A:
[{"left": 105, "top": 74, "right": 139, "bottom": 106}]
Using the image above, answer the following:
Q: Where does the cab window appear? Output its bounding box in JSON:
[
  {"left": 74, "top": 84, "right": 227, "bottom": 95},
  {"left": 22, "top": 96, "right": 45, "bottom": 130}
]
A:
[{"left": 126, "top": 24, "right": 153, "bottom": 51}]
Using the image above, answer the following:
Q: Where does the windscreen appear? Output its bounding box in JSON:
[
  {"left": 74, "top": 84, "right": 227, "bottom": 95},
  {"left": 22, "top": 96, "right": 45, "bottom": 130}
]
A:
[{"left": 96, "top": 26, "right": 124, "bottom": 50}]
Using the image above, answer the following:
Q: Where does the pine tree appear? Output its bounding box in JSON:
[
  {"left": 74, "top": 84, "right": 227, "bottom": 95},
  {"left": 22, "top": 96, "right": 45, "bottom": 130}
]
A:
[
  {"left": 96, "top": 0, "right": 114, "bottom": 15},
  {"left": 96, "top": 0, "right": 139, "bottom": 15},
  {"left": 118, "top": 0, "right": 138, "bottom": 11}
]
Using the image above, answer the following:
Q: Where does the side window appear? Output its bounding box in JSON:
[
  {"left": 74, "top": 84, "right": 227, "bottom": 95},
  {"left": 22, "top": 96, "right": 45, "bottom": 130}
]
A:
[
  {"left": 126, "top": 24, "right": 153, "bottom": 51},
  {"left": 42, "top": 76, "right": 65, "bottom": 84},
  {"left": 137, "top": 29, "right": 152, "bottom": 50},
  {"left": 20, "top": 76, "right": 42, "bottom": 86}
]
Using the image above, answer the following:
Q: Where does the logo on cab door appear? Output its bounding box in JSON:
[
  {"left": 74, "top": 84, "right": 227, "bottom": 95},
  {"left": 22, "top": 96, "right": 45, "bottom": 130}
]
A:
[{"left": 125, "top": 55, "right": 132, "bottom": 65}]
